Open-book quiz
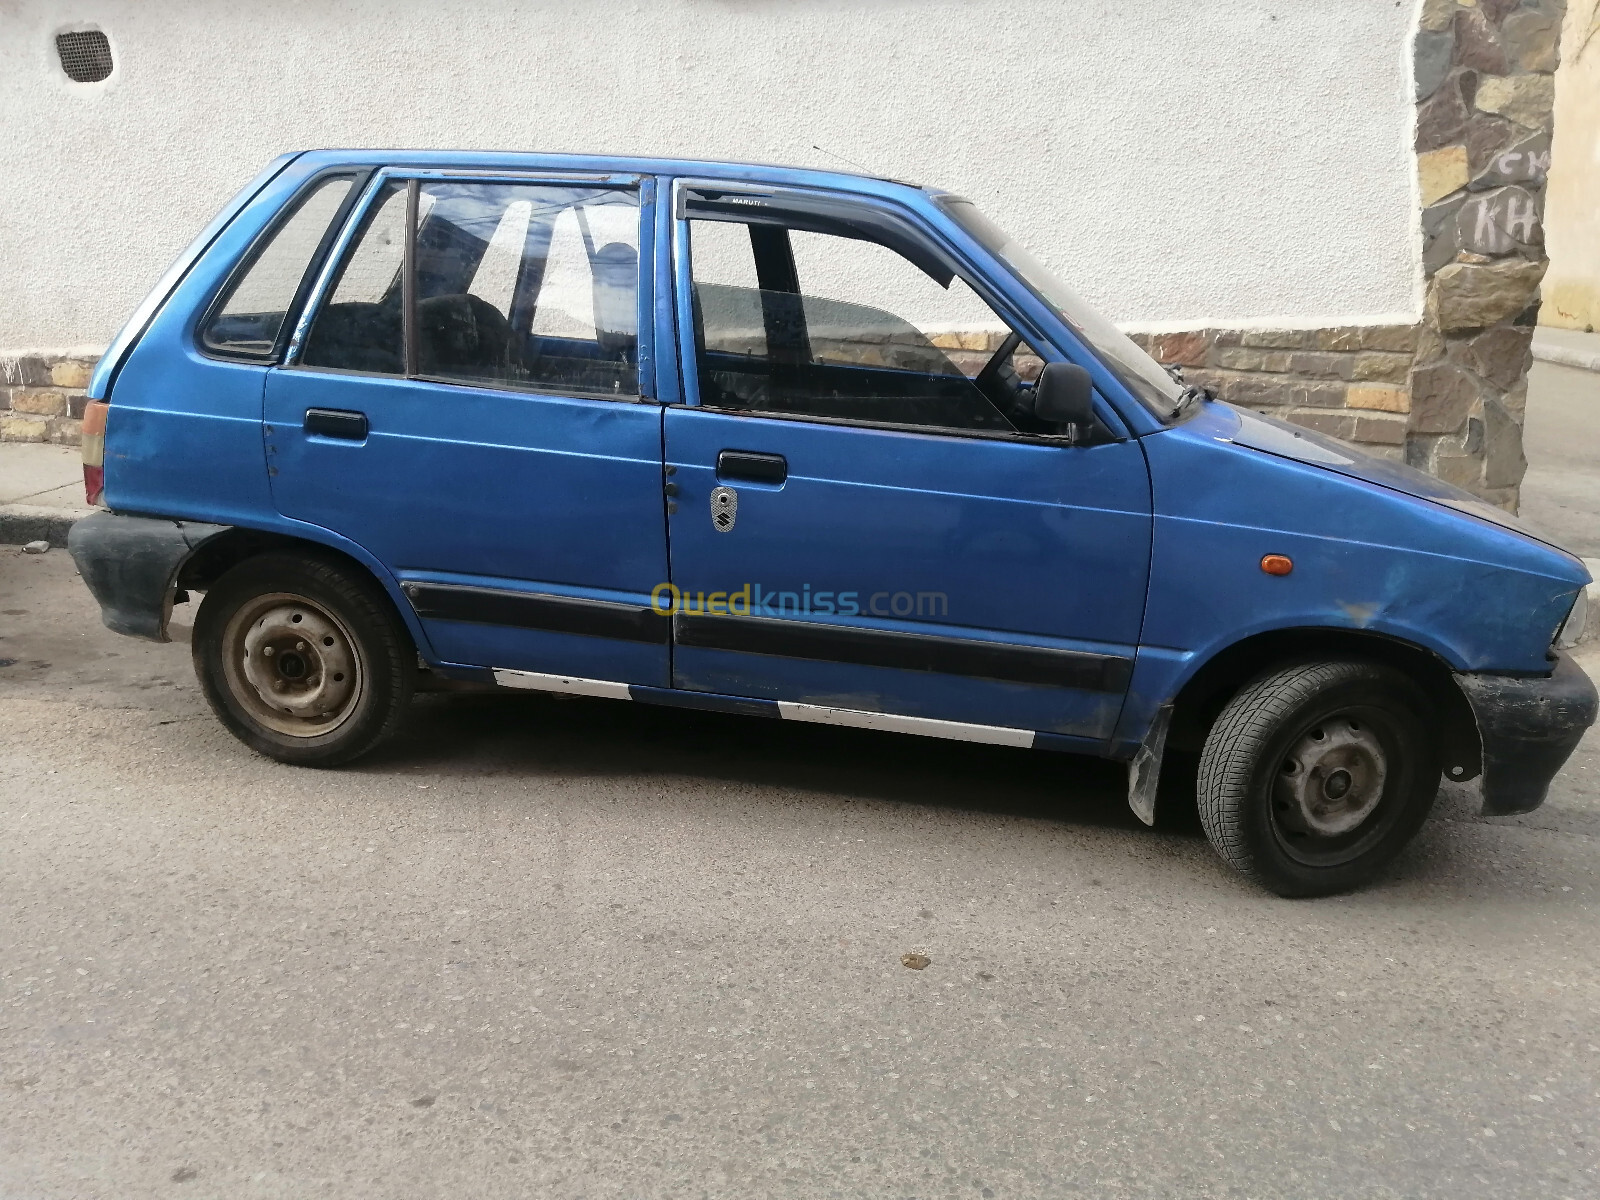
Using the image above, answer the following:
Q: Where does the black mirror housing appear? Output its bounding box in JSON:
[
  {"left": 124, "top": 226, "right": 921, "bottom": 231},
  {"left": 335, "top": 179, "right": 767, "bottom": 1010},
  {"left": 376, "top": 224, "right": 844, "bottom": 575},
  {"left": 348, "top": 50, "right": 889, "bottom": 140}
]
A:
[{"left": 1032, "top": 362, "right": 1095, "bottom": 430}]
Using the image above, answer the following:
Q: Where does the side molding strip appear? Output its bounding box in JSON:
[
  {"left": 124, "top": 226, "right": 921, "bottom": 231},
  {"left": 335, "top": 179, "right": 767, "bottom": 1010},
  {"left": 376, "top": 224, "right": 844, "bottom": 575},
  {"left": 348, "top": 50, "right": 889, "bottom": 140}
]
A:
[
  {"left": 406, "top": 583, "right": 671, "bottom": 644},
  {"left": 675, "top": 611, "right": 1132, "bottom": 692}
]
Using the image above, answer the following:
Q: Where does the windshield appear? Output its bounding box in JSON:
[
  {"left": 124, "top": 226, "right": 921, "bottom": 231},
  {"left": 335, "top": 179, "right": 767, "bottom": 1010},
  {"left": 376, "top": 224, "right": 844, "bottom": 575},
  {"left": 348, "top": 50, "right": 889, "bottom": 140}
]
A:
[{"left": 935, "top": 195, "right": 1184, "bottom": 418}]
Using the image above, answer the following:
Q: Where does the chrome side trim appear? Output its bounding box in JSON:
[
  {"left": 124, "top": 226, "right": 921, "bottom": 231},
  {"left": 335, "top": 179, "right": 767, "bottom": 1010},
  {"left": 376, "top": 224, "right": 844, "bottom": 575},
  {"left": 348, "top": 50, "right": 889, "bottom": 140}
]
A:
[
  {"left": 487, "top": 668, "right": 1049, "bottom": 750},
  {"left": 775, "top": 701, "right": 1037, "bottom": 748},
  {"left": 491, "top": 669, "right": 633, "bottom": 700}
]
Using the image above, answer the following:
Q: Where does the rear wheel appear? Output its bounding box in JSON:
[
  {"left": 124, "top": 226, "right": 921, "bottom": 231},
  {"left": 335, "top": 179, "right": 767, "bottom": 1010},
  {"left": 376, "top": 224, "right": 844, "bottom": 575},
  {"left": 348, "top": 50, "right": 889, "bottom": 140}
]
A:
[
  {"left": 193, "top": 552, "right": 414, "bottom": 766},
  {"left": 1197, "top": 660, "right": 1440, "bottom": 896}
]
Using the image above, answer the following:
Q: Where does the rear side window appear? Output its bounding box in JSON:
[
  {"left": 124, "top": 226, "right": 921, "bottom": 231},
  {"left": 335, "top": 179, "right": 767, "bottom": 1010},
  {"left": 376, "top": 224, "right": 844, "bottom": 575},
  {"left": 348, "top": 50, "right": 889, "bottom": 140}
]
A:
[
  {"left": 200, "top": 176, "right": 354, "bottom": 361},
  {"left": 300, "top": 179, "right": 641, "bottom": 398}
]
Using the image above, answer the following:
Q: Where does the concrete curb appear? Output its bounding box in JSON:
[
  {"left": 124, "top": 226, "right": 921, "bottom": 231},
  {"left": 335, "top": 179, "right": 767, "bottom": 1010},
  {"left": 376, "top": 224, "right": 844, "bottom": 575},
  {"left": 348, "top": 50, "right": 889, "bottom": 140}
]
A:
[
  {"left": 1532, "top": 332, "right": 1600, "bottom": 374},
  {"left": 0, "top": 502, "right": 93, "bottom": 549}
]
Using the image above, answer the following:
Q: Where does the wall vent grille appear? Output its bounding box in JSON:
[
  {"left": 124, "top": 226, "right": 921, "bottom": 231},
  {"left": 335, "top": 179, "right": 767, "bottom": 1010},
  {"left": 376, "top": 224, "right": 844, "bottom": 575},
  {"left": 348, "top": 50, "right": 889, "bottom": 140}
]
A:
[{"left": 56, "top": 30, "right": 113, "bottom": 83}]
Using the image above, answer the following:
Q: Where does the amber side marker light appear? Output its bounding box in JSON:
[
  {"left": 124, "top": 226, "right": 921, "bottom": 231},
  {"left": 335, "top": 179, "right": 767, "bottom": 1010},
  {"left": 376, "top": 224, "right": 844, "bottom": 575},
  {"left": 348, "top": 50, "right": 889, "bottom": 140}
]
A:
[{"left": 1261, "top": 554, "right": 1294, "bottom": 576}]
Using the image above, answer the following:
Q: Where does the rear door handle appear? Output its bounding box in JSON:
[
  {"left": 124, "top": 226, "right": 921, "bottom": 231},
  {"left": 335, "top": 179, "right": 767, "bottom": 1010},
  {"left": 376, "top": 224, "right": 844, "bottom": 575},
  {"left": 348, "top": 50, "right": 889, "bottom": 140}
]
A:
[
  {"left": 304, "top": 408, "right": 368, "bottom": 440},
  {"left": 717, "top": 450, "right": 787, "bottom": 484}
]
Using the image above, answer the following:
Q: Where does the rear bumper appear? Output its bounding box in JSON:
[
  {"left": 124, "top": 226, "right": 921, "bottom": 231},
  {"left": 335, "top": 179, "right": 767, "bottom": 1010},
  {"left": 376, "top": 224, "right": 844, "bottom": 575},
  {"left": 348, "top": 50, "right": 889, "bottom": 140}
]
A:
[
  {"left": 1456, "top": 652, "right": 1598, "bottom": 816},
  {"left": 67, "top": 511, "right": 231, "bottom": 641}
]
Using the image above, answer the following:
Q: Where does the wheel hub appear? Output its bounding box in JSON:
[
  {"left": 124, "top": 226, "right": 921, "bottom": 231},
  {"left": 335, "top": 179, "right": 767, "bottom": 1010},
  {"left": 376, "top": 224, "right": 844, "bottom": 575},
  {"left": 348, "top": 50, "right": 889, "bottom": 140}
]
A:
[
  {"left": 1275, "top": 717, "right": 1387, "bottom": 838},
  {"left": 239, "top": 602, "right": 358, "bottom": 721}
]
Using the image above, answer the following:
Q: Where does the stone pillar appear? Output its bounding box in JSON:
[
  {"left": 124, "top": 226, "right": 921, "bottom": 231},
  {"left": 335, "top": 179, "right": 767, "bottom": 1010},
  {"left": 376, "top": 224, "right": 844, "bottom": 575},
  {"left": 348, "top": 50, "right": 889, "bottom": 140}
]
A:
[{"left": 1411, "top": 0, "right": 1567, "bottom": 507}]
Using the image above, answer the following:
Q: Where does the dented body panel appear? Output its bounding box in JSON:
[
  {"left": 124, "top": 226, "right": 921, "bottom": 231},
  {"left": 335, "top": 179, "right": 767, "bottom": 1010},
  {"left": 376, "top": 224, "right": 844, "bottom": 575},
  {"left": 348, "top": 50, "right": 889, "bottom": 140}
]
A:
[{"left": 1140, "top": 401, "right": 1586, "bottom": 678}]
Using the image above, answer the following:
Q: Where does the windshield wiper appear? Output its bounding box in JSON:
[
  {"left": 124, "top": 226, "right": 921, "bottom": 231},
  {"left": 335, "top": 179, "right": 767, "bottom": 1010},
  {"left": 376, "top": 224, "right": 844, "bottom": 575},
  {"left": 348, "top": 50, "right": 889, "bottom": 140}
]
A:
[{"left": 1169, "top": 384, "right": 1210, "bottom": 420}]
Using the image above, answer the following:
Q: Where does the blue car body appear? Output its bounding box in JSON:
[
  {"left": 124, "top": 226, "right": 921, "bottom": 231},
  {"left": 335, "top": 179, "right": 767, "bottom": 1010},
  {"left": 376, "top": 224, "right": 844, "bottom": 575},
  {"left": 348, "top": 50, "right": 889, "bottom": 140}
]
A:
[{"left": 72, "top": 150, "right": 1594, "bottom": 822}]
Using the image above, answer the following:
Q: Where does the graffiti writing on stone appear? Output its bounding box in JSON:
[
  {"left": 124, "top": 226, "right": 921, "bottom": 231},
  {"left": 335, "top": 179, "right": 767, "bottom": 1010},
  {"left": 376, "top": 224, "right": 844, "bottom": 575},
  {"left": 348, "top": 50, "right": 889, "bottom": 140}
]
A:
[
  {"left": 1491, "top": 148, "right": 1550, "bottom": 184},
  {"left": 1458, "top": 186, "right": 1542, "bottom": 256}
]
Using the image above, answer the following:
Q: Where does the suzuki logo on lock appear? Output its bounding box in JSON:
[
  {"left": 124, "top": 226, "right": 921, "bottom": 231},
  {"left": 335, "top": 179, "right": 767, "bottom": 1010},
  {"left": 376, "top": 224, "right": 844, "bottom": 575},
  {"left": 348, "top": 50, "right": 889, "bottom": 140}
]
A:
[{"left": 710, "top": 486, "right": 737, "bottom": 532}]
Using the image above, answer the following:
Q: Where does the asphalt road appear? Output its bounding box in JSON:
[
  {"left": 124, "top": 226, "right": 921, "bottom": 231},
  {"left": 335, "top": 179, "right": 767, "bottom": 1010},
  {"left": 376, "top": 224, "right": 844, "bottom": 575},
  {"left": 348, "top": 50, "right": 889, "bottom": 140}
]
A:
[{"left": 2, "top": 549, "right": 1598, "bottom": 1200}]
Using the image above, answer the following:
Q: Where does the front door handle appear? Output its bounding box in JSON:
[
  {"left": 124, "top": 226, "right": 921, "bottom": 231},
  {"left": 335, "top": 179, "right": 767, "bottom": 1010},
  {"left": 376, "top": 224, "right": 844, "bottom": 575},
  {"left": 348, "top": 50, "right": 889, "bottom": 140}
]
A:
[
  {"left": 304, "top": 408, "right": 368, "bottom": 440},
  {"left": 717, "top": 450, "right": 787, "bottom": 484}
]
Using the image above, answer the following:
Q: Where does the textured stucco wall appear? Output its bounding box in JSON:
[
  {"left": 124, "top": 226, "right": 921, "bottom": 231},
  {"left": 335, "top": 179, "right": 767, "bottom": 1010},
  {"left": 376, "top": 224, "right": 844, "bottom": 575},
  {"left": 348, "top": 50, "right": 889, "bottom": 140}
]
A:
[
  {"left": 0, "top": 0, "right": 1420, "bottom": 355},
  {"left": 1544, "top": 0, "right": 1600, "bottom": 330}
]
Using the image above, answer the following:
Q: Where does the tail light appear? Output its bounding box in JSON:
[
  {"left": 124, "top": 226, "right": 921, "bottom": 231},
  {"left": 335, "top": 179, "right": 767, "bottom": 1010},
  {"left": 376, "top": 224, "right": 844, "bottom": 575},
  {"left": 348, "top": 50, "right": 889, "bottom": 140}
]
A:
[{"left": 82, "top": 401, "right": 108, "bottom": 506}]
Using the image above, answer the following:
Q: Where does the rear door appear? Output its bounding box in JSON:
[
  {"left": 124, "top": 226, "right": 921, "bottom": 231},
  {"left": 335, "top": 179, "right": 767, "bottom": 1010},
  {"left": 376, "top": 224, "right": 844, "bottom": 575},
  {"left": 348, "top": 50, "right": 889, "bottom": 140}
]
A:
[
  {"left": 264, "top": 170, "right": 671, "bottom": 685},
  {"left": 663, "top": 184, "right": 1153, "bottom": 743}
]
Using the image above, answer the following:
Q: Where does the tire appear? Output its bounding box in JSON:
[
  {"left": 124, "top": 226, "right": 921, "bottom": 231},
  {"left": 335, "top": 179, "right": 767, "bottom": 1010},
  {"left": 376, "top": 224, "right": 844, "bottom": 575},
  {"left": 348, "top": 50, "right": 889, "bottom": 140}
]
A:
[
  {"left": 1196, "top": 659, "right": 1440, "bottom": 897},
  {"left": 192, "top": 551, "right": 415, "bottom": 766}
]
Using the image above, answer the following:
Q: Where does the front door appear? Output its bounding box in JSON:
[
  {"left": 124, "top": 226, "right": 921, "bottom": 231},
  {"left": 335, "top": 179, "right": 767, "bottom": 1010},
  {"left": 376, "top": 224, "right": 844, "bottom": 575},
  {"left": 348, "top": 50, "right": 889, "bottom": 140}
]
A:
[
  {"left": 663, "top": 188, "right": 1152, "bottom": 741},
  {"left": 265, "top": 172, "right": 670, "bottom": 685}
]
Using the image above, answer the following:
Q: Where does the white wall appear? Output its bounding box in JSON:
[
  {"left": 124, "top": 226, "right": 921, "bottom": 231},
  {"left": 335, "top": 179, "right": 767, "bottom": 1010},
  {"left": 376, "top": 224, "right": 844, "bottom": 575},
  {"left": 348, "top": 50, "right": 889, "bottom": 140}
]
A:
[
  {"left": 0, "top": 0, "right": 1420, "bottom": 354},
  {"left": 1543, "top": 0, "right": 1600, "bottom": 332}
]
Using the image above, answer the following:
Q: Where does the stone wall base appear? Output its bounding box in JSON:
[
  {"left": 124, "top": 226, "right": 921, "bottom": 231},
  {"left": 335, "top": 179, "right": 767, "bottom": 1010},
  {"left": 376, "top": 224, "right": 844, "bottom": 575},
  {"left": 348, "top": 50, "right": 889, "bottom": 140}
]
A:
[
  {"left": 1, "top": 355, "right": 96, "bottom": 447},
  {"left": 1129, "top": 321, "right": 1529, "bottom": 511}
]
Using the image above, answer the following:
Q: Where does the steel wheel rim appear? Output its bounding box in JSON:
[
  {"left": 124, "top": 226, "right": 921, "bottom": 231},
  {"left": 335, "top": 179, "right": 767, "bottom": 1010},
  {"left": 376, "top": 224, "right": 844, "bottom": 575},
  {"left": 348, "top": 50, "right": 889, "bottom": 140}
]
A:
[
  {"left": 220, "top": 592, "right": 365, "bottom": 738},
  {"left": 1269, "top": 705, "right": 1403, "bottom": 866}
]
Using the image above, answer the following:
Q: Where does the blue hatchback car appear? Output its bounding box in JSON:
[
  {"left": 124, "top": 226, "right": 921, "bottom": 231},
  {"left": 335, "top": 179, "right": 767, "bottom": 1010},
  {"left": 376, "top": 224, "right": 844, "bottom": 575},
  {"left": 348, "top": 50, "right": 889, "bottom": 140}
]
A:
[{"left": 69, "top": 150, "right": 1595, "bottom": 895}]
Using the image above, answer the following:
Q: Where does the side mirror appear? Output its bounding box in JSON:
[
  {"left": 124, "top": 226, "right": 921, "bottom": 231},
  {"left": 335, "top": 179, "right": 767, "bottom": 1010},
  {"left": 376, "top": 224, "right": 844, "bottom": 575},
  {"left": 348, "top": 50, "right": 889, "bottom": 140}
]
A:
[{"left": 1033, "top": 362, "right": 1096, "bottom": 432}]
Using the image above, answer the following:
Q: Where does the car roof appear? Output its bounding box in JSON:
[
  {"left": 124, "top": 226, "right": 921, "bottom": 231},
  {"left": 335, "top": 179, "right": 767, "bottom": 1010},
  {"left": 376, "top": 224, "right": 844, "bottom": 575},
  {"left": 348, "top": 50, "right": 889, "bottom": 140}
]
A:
[{"left": 288, "top": 148, "right": 928, "bottom": 197}]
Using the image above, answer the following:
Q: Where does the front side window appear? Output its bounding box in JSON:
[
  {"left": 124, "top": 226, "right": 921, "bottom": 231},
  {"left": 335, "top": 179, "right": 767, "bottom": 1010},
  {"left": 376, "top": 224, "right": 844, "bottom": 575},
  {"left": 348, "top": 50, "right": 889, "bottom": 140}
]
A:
[
  {"left": 200, "top": 175, "right": 353, "bottom": 360},
  {"left": 301, "top": 179, "right": 640, "bottom": 398},
  {"left": 689, "top": 215, "right": 1045, "bottom": 434}
]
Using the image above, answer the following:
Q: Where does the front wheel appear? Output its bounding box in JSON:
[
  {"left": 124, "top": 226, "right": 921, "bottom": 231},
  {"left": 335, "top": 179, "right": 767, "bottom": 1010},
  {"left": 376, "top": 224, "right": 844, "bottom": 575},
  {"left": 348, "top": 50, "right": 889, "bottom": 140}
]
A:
[
  {"left": 193, "top": 551, "right": 415, "bottom": 766},
  {"left": 1197, "top": 660, "right": 1440, "bottom": 896}
]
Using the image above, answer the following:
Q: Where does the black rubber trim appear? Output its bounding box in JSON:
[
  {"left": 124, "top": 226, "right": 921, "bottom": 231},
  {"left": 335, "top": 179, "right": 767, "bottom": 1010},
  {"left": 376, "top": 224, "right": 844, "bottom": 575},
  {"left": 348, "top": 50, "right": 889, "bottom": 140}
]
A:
[
  {"left": 403, "top": 582, "right": 671, "bottom": 644},
  {"left": 1457, "top": 651, "right": 1598, "bottom": 815},
  {"left": 674, "top": 611, "right": 1132, "bottom": 692},
  {"left": 67, "top": 511, "right": 233, "bottom": 643}
]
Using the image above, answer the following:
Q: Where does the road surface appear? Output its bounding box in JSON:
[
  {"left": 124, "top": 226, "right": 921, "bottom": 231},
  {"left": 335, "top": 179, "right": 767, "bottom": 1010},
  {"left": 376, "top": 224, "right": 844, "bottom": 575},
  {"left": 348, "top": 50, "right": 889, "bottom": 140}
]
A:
[{"left": 2, "top": 548, "right": 1597, "bottom": 1199}]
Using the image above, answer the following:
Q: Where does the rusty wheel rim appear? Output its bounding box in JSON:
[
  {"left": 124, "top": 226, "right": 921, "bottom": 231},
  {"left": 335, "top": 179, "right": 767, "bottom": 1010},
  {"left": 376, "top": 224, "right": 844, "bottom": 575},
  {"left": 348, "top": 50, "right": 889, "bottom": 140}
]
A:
[
  {"left": 220, "top": 592, "right": 365, "bottom": 738},
  {"left": 1269, "top": 704, "right": 1404, "bottom": 867}
]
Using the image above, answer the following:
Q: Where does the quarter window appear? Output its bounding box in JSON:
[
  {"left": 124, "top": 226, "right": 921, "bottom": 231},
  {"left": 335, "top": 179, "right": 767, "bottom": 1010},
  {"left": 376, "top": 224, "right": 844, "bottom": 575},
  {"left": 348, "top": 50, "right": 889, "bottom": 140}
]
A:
[
  {"left": 199, "top": 176, "right": 353, "bottom": 361},
  {"left": 301, "top": 179, "right": 640, "bottom": 398},
  {"left": 301, "top": 182, "right": 408, "bottom": 374}
]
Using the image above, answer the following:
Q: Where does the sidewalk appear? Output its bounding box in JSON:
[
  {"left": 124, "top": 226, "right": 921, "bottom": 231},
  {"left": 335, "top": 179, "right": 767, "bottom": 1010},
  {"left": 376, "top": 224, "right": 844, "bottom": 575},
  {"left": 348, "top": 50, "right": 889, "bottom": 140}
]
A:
[
  {"left": 1532, "top": 326, "right": 1600, "bottom": 374},
  {"left": 0, "top": 442, "right": 93, "bottom": 547}
]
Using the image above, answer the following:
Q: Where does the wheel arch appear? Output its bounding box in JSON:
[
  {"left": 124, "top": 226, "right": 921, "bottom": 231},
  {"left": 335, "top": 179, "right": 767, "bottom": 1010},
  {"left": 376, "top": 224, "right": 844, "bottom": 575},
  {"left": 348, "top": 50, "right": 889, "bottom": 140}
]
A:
[
  {"left": 177, "top": 527, "right": 428, "bottom": 659},
  {"left": 1167, "top": 627, "right": 1483, "bottom": 784}
]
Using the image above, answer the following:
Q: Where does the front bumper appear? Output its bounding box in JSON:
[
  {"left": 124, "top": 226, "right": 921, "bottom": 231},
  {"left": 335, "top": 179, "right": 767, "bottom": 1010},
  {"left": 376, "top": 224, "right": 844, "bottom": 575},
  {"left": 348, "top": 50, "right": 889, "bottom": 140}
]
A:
[{"left": 1456, "top": 652, "right": 1598, "bottom": 816}]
